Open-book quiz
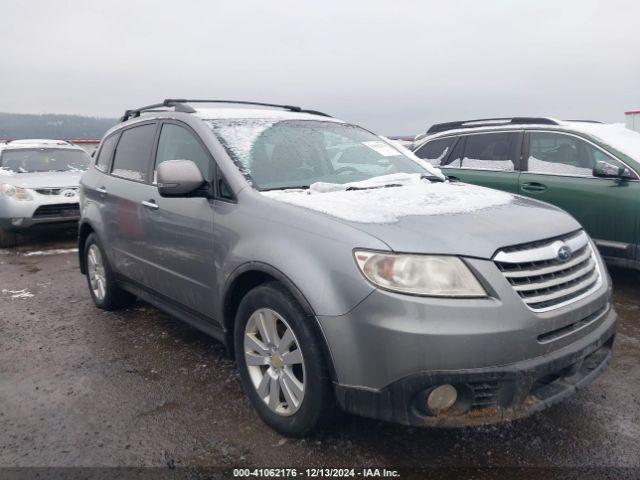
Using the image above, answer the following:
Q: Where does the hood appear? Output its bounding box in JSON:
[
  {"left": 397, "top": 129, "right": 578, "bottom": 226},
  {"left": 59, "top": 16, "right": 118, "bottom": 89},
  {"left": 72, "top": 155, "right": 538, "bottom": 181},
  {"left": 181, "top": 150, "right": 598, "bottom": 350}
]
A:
[
  {"left": 0, "top": 170, "right": 83, "bottom": 189},
  {"left": 347, "top": 197, "right": 580, "bottom": 258},
  {"left": 262, "top": 176, "right": 581, "bottom": 259}
]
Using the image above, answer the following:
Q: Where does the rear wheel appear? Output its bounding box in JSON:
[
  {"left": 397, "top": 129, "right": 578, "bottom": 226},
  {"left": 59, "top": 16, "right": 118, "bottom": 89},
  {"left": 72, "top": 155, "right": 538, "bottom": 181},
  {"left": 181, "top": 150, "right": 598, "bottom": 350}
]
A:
[
  {"left": 234, "top": 282, "right": 336, "bottom": 437},
  {"left": 0, "top": 228, "right": 18, "bottom": 248},
  {"left": 84, "top": 233, "right": 136, "bottom": 310}
]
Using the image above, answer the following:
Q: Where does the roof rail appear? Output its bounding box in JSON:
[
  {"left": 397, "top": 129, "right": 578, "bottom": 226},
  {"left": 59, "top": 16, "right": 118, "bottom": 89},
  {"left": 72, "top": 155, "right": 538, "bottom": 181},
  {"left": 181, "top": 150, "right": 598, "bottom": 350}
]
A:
[
  {"left": 426, "top": 117, "right": 560, "bottom": 135},
  {"left": 119, "top": 99, "right": 332, "bottom": 123}
]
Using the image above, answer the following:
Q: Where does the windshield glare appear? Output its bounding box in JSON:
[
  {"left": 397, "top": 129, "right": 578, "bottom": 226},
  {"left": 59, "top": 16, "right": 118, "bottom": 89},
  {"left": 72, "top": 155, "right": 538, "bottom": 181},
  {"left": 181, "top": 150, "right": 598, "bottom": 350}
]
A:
[
  {"left": 207, "top": 119, "right": 429, "bottom": 190},
  {"left": 0, "top": 148, "right": 91, "bottom": 173}
]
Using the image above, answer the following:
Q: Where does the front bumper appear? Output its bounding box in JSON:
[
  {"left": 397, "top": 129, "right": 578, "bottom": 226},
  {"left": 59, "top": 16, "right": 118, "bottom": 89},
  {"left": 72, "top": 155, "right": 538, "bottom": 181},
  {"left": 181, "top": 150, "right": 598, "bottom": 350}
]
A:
[
  {"left": 318, "top": 255, "right": 616, "bottom": 427},
  {"left": 0, "top": 197, "right": 79, "bottom": 230},
  {"left": 334, "top": 314, "right": 615, "bottom": 427}
]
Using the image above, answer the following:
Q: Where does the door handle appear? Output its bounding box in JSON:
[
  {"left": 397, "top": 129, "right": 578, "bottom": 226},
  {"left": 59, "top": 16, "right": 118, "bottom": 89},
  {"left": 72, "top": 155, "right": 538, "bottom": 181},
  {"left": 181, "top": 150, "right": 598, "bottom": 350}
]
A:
[
  {"left": 96, "top": 186, "right": 107, "bottom": 194},
  {"left": 521, "top": 182, "right": 547, "bottom": 193},
  {"left": 141, "top": 200, "right": 159, "bottom": 210}
]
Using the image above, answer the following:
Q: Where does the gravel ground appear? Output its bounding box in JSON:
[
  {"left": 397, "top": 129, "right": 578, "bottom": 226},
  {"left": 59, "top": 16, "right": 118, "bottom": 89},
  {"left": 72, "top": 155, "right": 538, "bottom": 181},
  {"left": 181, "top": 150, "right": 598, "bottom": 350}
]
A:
[{"left": 0, "top": 232, "right": 639, "bottom": 471}]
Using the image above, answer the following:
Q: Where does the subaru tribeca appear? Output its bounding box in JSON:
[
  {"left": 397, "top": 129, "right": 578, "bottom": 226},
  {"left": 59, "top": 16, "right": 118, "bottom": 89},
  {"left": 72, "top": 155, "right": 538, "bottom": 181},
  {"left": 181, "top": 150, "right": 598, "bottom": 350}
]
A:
[{"left": 78, "top": 100, "right": 616, "bottom": 437}]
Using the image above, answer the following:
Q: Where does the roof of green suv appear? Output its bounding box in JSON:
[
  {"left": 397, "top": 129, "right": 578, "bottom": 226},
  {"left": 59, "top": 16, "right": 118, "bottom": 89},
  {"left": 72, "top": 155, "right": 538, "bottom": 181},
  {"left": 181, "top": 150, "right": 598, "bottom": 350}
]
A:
[{"left": 414, "top": 119, "right": 640, "bottom": 168}]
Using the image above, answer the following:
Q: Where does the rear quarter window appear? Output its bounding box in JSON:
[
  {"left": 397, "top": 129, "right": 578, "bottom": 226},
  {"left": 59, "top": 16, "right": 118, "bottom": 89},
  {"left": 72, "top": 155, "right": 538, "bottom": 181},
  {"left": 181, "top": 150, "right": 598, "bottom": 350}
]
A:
[
  {"left": 111, "top": 124, "right": 156, "bottom": 182},
  {"left": 95, "top": 134, "right": 118, "bottom": 172}
]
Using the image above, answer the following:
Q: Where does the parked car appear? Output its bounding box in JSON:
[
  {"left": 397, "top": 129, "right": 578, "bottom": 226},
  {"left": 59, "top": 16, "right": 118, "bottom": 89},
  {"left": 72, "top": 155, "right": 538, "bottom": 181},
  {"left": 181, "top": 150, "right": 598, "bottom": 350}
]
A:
[
  {"left": 79, "top": 100, "right": 616, "bottom": 437},
  {"left": 0, "top": 139, "right": 91, "bottom": 247},
  {"left": 412, "top": 117, "right": 640, "bottom": 271}
]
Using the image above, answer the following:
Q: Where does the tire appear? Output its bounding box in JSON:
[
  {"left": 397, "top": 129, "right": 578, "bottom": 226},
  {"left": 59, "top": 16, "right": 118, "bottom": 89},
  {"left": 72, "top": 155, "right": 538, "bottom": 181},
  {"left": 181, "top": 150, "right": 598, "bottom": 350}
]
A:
[
  {"left": 84, "top": 233, "right": 136, "bottom": 310},
  {"left": 234, "top": 281, "right": 337, "bottom": 437},
  {"left": 0, "top": 228, "right": 18, "bottom": 248}
]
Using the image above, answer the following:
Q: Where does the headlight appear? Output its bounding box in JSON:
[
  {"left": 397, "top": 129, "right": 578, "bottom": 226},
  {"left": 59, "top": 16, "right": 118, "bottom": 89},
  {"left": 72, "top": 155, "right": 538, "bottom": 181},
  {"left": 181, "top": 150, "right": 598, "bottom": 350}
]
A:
[
  {"left": 0, "top": 183, "right": 33, "bottom": 201},
  {"left": 354, "top": 250, "right": 486, "bottom": 297}
]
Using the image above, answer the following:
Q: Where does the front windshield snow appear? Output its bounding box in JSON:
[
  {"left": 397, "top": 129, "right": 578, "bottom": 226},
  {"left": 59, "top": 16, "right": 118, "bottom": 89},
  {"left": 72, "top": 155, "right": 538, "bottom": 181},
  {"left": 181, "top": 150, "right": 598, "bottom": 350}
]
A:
[
  {"left": 207, "top": 119, "right": 441, "bottom": 190},
  {"left": 0, "top": 148, "right": 91, "bottom": 173}
]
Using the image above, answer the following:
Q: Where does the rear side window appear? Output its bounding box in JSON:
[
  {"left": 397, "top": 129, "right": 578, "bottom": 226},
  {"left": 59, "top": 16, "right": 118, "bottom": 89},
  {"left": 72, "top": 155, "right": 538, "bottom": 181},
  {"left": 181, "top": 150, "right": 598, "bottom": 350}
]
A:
[
  {"left": 414, "top": 137, "right": 455, "bottom": 166},
  {"left": 462, "top": 132, "right": 518, "bottom": 171},
  {"left": 154, "top": 123, "right": 211, "bottom": 180},
  {"left": 111, "top": 124, "right": 156, "bottom": 182},
  {"left": 95, "top": 135, "right": 118, "bottom": 172}
]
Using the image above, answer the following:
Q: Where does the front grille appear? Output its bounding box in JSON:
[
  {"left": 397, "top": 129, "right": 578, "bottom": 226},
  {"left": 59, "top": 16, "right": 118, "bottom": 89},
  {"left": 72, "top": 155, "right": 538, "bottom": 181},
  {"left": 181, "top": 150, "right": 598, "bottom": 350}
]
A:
[
  {"left": 33, "top": 203, "right": 80, "bottom": 218},
  {"left": 494, "top": 230, "right": 601, "bottom": 312},
  {"left": 34, "top": 187, "right": 78, "bottom": 196}
]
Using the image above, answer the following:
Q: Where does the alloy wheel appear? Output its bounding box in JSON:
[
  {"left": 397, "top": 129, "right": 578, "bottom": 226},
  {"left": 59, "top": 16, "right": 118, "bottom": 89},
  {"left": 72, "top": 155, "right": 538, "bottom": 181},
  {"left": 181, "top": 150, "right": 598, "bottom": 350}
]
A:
[
  {"left": 243, "top": 308, "right": 306, "bottom": 416},
  {"left": 87, "top": 244, "right": 107, "bottom": 301}
]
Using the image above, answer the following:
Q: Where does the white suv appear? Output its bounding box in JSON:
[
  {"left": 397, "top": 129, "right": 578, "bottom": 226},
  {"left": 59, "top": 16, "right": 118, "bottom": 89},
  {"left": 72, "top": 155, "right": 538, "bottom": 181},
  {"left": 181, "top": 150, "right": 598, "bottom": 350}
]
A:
[{"left": 0, "top": 139, "right": 91, "bottom": 247}]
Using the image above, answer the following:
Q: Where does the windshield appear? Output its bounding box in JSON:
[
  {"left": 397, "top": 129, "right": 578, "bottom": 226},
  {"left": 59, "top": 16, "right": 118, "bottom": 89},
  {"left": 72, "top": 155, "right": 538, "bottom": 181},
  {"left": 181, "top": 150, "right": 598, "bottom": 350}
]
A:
[
  {"left": 0, "top": 148, "right": 90, "bottom": 173},
  {"left": 207, "top": 119, "right": 432, "bottom": 190}
]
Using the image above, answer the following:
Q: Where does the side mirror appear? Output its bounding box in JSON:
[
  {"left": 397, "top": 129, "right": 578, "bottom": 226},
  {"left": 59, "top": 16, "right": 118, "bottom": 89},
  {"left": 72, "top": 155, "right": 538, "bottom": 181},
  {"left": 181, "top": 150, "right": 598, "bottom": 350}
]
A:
[
  {"left": 593, "top": 160, "right": 632, "bottom": 179},
  {"left": 157, "top": 159, "right": 205, "bottom": 197}
]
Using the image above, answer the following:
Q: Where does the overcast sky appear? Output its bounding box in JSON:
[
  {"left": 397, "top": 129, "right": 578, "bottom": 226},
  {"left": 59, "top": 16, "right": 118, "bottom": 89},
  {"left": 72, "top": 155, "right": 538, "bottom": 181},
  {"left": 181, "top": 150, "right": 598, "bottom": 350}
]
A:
[{"left": 1, "top": 0, "right": 638, "bottom": 134}]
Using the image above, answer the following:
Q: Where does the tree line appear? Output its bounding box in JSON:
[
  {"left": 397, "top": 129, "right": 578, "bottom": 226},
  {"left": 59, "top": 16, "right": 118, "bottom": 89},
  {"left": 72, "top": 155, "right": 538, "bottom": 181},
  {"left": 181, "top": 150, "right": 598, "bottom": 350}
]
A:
[{"left": 0, "top": 112, "right": 117, "bottom": 140}]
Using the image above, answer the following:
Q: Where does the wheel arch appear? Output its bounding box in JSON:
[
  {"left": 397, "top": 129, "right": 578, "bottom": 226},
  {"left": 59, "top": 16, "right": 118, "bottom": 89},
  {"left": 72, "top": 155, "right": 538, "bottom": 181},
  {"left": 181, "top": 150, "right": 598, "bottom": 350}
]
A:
[
  {"left": 222, "top": 262, "right": 338, "bottom": 381},
  {"left": 78, "top": 221, "right": 96, "bottom": 274}
]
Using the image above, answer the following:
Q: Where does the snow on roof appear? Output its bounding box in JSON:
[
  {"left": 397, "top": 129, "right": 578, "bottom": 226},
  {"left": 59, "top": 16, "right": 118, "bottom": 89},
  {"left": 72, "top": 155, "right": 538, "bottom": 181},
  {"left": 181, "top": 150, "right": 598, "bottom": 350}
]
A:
[
  {"left": 262, "top": 173, "right": 513, "bottom": 224},
  {"left": 2, "top": 139, "right": 83, "bottom": 151},
  {"left": 193, "top": 107, "right": 342, "bottom": 122},
  {"left": 9, "top": 139, "right": 71, "bottom": 145}
]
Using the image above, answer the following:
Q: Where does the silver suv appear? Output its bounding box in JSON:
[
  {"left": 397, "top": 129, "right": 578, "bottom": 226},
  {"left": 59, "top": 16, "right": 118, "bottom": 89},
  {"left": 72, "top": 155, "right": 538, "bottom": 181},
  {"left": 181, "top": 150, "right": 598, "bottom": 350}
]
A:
[
  {"left": 79, "top": 99, "right": 616, "bottom": 437},
  {"left": 0, "top": 139, "right": 90, "bottom": 247}
]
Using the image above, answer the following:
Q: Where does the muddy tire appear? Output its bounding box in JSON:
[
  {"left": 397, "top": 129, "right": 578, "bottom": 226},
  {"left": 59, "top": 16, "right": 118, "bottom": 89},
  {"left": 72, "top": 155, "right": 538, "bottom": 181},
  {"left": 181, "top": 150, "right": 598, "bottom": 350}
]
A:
[
  {"left": 84, "top": 233, "right": 136, "bottom": 310},
  {"left": 234, "top": 281, "right": 337, "bottom": 437},
  {"left": 0, "top": 228, "right": 18, "bottom": 248}
]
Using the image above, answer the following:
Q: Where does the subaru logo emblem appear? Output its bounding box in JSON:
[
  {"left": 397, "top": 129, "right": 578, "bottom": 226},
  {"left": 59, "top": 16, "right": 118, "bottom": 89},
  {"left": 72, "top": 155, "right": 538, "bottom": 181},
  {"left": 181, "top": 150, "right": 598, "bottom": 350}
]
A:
[{"left": 557, "top": 244, "right": 572, "bottom": 262}]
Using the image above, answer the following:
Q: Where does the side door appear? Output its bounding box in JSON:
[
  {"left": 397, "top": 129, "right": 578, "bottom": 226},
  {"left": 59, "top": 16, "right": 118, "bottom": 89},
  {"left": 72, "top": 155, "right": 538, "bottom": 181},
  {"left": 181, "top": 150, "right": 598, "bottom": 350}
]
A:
[
  {"left": 519, "top": 130, "right": 639, "bottom": 262},
  {"left": 414, "top": 131, "right": 523, "bottom": 193},
  {"left": 106, "top": 122, "right": 159, "bottom": 284},
  {"left": 141, "top": 121, "right": 216, "bottom": 318}
]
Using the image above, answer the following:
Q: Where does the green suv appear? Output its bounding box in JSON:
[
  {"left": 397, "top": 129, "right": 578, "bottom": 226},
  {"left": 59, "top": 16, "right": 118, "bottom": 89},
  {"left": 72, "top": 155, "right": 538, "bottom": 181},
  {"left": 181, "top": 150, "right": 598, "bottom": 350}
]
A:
[{"left": 412, "top": 118, "right": 640, "bottom": 270}]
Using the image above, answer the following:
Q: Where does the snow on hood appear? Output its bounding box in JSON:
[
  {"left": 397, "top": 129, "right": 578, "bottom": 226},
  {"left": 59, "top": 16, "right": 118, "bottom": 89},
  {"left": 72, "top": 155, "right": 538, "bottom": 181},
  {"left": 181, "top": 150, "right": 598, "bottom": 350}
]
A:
[
  {"left": 262, "top": 173, "right": 513, "bottom": 223},
  {"left": 0, "top": 170, "right": 82, "bottom": 189},
  {"left": 565, "top": 122, "right": 640, "bottom": 161}
]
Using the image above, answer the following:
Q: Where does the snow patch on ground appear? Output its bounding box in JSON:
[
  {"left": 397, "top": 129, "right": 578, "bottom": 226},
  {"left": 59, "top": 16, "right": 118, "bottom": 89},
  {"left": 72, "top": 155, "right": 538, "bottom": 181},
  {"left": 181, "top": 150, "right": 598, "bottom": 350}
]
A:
[
  {"left": 263, "top": 174, "right": 513, "bottom": 223},
  {"left": 23, "top": 248, "right": 78, "bottom": 257},
  {"left": 2, "top": 288, "right": 34, "bottom": 299}
]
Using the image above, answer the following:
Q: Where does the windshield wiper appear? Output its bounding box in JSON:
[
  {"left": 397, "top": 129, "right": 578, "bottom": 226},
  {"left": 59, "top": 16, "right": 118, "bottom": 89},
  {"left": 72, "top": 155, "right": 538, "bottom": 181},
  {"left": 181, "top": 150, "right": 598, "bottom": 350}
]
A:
[
  {"left": 421, "top": 174, "right": 445, "bottom": 183},
  {"left": 261, "top": 185, "right": 310, "bottom": 192},
  {"left": 346, "top": 183, "right": 402, "bottom": 191}
]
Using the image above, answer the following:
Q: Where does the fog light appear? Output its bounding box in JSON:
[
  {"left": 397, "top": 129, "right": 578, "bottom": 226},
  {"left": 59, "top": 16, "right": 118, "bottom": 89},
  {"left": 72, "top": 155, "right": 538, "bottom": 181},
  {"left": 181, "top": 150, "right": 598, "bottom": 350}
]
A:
[
  {"left": 11, "top": 218, "right": 24, "bottom": 227},
  {"left": 427, "top": 384, "right": 458, "bottom": 412}
]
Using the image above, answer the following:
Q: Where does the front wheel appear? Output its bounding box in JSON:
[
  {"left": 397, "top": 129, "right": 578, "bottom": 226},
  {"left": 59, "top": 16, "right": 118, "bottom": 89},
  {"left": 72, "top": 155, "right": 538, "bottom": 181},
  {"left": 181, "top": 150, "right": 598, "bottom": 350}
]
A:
[
  {"left": 84, "top": 233, "right": 136, "bottom": 310},
  {"left": 234, "top": 282, "right": 336, "bottom": 437}
]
